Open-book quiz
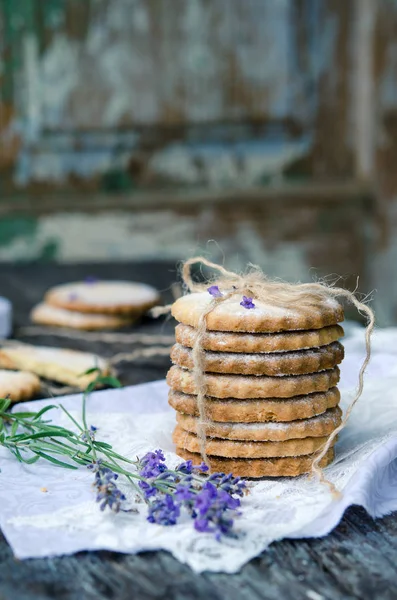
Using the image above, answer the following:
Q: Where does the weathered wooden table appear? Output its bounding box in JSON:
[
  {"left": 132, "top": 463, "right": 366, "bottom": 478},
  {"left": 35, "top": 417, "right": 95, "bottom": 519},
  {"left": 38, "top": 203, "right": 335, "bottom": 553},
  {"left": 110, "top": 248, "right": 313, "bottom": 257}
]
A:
[{"left": 0, "top": 262, "right": 396, "bottom": 600}]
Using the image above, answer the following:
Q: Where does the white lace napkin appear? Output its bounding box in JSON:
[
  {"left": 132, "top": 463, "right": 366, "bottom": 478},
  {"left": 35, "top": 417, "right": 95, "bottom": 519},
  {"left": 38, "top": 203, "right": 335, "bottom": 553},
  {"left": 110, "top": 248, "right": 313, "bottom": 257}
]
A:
[{"left": 1, "top": 325, "right": 397, "bottom": 573}]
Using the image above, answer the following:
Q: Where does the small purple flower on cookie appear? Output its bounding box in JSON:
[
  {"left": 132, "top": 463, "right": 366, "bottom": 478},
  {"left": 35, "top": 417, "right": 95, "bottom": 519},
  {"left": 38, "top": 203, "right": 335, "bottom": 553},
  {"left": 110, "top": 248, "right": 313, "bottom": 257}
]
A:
[
  {"left": 68, "top": 292, "right": 78, "bottom": 301},
  {"left": 207, "top": 285, "right": 222, "bottom": 298},
  {"left": 85, "top": 275, "right": 98, "bottom": 284},
  {"left": 240, "top": 296, "right": 255, "bottom": 309}
]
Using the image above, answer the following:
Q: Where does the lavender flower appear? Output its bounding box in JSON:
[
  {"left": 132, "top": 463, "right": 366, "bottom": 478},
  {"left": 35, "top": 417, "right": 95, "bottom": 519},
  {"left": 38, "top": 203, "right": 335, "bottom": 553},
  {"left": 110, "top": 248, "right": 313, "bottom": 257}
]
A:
[
  {"left": 68, "top": 293, "right": 78, "bottom": 301},
  {"left": 208, "top": 472, "right": 246, "bottom": 496},
  {"left": 138, "top": 480, "right": 157, "bottom": 499},
  {"left": 196, "top": 461, "right": 209, "bottom": 473},
  {"left": 85, "top": 275, "right": 98, "bottom": 284},
  {"left": 89, "top": 450, "right": 246, "bottom": 538},
  {"left": 138, "top": 449, "right": 167, "bottom": 478},
  {"left": 176, "top": 460, "right": 193, "bottom": 474},
  {"left": 147, "top": 495, "right": 180, "bottom": 526},
  {"left": 175, "top": 485, "right": 194, "bottom": 502},
  {"left": 88, "top": 459, "right": 126, "bottom": 513},
  {"left": 192, "top": 483, "right": 241, "bottom": 540},
  {"left": 240, "top": 296, "right": 255, "bottom": 309},
  {"left": 134, "top": 450, "right": 246, "bottom": 540},
  {"left": 207, "top": 285, "right": 223, "bottom": 298},
  {"left": 81, "top": 424, "right": 98, "bottom": 442}
]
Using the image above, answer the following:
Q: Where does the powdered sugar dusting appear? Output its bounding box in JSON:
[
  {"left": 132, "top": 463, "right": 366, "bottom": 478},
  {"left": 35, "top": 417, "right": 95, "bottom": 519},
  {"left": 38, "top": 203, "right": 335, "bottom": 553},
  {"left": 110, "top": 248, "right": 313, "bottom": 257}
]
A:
[
  {"left": 1, "top": 344, "right": 107, "bottom": 372},
  {"left": 172, "top": 341, "right": 344, "bottom": 377},
  {"left": 175, "top": 323, "right": 345, "bottom": 353},
  {"left": 172, "top": 292, "right": 343, "bottom": 332},
  {"left": 183, "top": 407, "right": 341, "bottom": 432},
  {"left": 48, "top": 281, "right": 159, "bottom": 307},
  {"left": 31, "top": 302, "right": 131, "bottom": 327},
  {"left": 177, "top": 343, "right": 342, "bottom": 362}
]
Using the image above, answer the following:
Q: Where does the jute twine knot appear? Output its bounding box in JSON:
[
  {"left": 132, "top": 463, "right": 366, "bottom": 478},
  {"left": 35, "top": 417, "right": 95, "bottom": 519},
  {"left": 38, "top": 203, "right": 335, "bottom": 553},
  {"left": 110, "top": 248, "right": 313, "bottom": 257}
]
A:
[{"left": 178, "top": 257, "right": 375, "bottom": 498}]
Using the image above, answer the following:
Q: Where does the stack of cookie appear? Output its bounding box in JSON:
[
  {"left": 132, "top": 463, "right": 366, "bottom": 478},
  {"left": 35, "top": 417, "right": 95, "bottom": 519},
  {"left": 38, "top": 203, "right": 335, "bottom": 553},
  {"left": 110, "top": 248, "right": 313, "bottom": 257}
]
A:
[
  {"left": 167, "top": 291, "right": 344, "bottom": 477},
  {"left": 31, "top": 280, "right": 160, "bottom": 331}
]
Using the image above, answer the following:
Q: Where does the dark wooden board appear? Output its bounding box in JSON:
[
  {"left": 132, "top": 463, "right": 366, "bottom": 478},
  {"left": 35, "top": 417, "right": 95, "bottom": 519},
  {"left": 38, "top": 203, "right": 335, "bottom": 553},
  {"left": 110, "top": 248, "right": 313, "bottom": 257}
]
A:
[{"left": 0, "top": 262, "right": 396, "bottom": 600}]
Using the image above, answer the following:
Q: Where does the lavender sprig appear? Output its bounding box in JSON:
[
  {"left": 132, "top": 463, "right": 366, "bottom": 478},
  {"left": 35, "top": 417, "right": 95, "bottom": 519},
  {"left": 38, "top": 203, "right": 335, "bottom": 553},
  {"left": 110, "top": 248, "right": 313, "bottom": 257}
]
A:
[
  {"left": 88, "top": 459, "right": 126, "bottom": 512},
  {"left": 0, "top": 372, "right": 247, "bottom": 539},
  {"left": 136, "top": 452, "right": 246, "bottom": 538}
]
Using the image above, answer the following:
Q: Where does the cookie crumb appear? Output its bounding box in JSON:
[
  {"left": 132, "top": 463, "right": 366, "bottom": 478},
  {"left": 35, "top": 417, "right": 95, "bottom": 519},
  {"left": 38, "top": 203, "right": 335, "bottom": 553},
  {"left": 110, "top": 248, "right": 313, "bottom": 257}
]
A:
[{"left": 40, "top": 487, "right": 48, "bottom": 493}]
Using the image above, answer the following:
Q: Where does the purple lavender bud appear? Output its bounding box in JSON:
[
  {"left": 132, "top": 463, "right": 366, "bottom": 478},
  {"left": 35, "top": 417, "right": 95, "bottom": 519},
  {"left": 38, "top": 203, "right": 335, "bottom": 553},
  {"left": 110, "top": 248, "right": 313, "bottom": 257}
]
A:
[
  {"left": 195, "top": 461, "right": 209, "bottom": 473},
  {"left": 139, "top": 480, "right": 157, "bottom": 499},
  {"left": 208, "top": 472, "right": 223, "bottom": 482},
  {"left": 207, "top": 285, "right": 223, "bottom": 298},
  {"left": 147, "top": 495, "right": 180, "bottom": 526},
  {"left": 68, "top": 293, "right": 78, "bottom": 301},
  {"left": 194, "top": 518, "right": 211, "bottom": 533},
  {"left": 176, "top": 460, "right": 193, "bottom": 474},
  {"left": 202, "top": 481, "right": 218, "bottom": 498},
  {"left": 175, "top": 485, "right": 194, "bottom": 502},
  {"left": 194, "top": 490, "right": 212, "bottom": 515},
  {"left": 139, "top": 449, "right": 167, "bottom": 478},
  {"left": 218, "top": 490, "right": 241, "bottom": 510},
  {"left": 240, "top": 296, "right": 255, "bottom": 309},
  {"left": 220, "top": 474, "right": 233, "bottom": 484},
  {"left": 85, "top": 276, "right": 98, "bottom": 284}
]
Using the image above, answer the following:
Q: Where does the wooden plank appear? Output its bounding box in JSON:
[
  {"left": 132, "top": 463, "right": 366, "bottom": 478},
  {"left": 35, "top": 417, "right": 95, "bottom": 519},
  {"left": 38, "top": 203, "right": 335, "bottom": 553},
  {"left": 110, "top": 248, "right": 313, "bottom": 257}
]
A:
[
  {"left": 309, "top": 0, "right": 355, "bottom": 178},
  {"left": 0, "top": 181, "right": 372, "bottom": 215}
]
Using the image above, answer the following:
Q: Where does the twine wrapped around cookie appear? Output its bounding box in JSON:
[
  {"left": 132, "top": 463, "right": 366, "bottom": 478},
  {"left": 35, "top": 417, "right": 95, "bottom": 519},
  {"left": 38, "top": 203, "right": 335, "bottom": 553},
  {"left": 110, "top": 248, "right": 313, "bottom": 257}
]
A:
[{"left": 179, "top": 257, "right": 375, "bottom": 496}]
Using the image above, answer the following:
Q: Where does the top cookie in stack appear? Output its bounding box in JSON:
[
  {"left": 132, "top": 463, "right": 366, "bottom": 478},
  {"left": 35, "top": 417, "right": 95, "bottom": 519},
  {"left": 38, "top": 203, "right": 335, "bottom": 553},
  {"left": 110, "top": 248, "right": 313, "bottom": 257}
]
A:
[
  {"left": 167, "top": 290, "right": 344, "bottom": 478},
  {"left": 31, "top": 280, "right": 160, "bottom": 331}
]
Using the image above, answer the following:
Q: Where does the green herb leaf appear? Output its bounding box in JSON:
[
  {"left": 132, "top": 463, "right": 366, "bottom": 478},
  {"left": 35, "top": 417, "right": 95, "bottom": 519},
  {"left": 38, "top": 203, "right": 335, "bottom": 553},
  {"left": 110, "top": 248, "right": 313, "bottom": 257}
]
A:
[
  {"left": 33, "top": 451, "right": 78, "bottom": 469},
  {"left": 80, "top": 367, "right": 101, "bottom": 376},
  {"left": 97, "top": 376, "right": 122, "bottom": 389}
]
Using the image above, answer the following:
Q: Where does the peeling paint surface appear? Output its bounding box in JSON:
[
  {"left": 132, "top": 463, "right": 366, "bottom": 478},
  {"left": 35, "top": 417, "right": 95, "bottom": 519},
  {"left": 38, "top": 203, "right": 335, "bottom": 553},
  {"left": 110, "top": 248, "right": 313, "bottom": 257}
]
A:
[
  {"left": 0, "top": 203, "right": 368, "bottom": 284},
  {"left": 2, "top": 0, "right": 336, "bottom": 186},
  {"left": 28, "top": 0, "right": 297, "bottom": 128}
]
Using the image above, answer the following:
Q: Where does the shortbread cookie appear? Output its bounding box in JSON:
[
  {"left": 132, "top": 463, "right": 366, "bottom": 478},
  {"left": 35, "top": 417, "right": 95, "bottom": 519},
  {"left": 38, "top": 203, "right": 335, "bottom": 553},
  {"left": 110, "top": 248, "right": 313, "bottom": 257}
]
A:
[
  {"left": 0, "top": 370, "right": 41, "bottom": 402},
  {"left": 171, "top": 342, "right": 344, "bottom": 376},
  {"left": 167, "top": 365, "right": 340, "bottom": 399},
  {"left": 176, "top": 406, "right": 342, "bottom": 441},
  {"left": 176, "top": 447, "right": 335, "bottom": 477},
  {"left": 0, "top": 344, "right": 110, "bottom": 389},
  {"left": 168, "top": 388, "right": 340, "bottom": 423},
  {"left": 175, "top": 323, "right": 345, "bottom": 353},
  {"left": 45, "top": 281, "right": 160, "bottom": 315},
  {"left": 173, "top": 425, "right": 335, "bottom": 458},
  {"left": 171, "top": 292, "right": 344, "bottom": 333},
  {"left": 31, "top": 303, "right": 136, "bottom": 331}
]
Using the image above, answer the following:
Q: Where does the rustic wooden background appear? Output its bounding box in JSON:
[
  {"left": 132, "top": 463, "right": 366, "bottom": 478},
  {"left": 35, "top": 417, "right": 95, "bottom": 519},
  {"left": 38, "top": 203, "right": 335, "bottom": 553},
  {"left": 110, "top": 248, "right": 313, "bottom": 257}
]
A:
[{"left": 0, "top": 0, "right": 396, "bottom": 324}]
